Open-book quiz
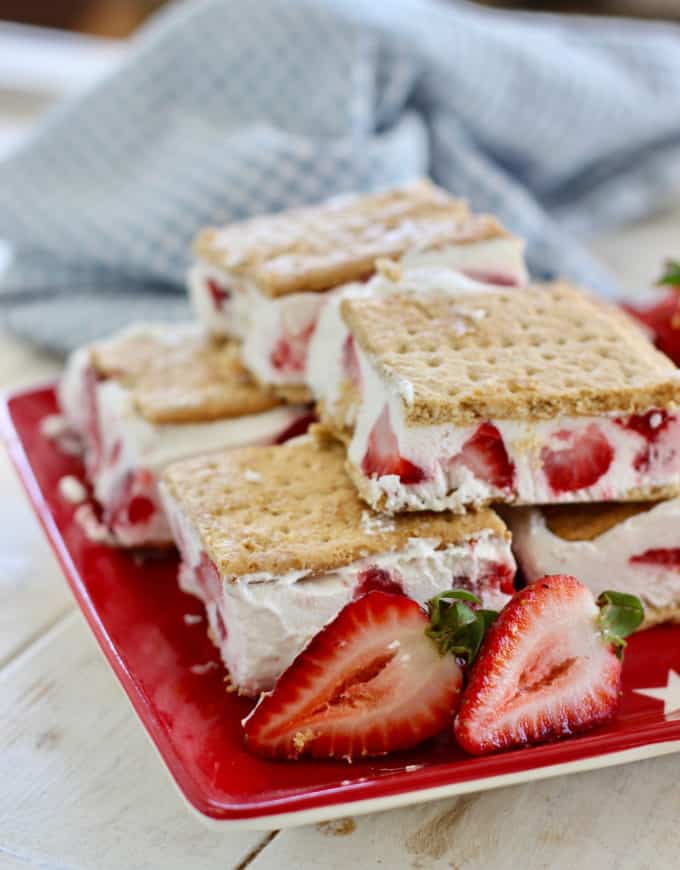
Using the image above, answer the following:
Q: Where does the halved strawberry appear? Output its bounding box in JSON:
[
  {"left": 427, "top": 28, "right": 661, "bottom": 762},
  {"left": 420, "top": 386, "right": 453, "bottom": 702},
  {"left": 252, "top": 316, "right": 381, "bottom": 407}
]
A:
[
  {"left": 451, "top": 422, "right": 516, "bottom": 492},
  {"left": 361, "top": 406, "right": 427, "bottom": 485},
  {"left": 454, "top": 576, "right": 644, "bottom": 756},
  {"left": 540, "top": 425, "right": 614, "bottom": 494},
  {"left": 243, "top": 590, "right": 483, "bottom": 760},
  {"left": 622, "top": 261, "right": 680, "bottom": 366}
]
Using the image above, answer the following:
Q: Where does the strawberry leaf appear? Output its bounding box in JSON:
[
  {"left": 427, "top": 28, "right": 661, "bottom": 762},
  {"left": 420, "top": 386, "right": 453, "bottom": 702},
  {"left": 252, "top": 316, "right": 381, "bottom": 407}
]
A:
[
  {"left": 596, "top": 590, "right": 645, "bottom": 658},
  {"left": 426, "top": 590, "right": 498, "bottom": 663},
  {"left": 657, "top": 260, "right": 680, "bottom": 288}
]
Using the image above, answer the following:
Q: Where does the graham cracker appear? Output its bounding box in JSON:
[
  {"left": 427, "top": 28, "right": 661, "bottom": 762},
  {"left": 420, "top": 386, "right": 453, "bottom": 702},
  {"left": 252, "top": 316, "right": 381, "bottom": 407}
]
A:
[
  {"left": 542, "top": 502, "right": 658, "bottom": 542},
  {"left": 90, "top": 325, "right": 283, "bottom": 424},
  {"left": 161, "top": 437, "right": 509, "bottom": 578},
  {"left": 192, "top": 180, "right": 510, "bottom": 298},
  {"left": 341, "top": 281, "right": 680, "bottom": 426}
]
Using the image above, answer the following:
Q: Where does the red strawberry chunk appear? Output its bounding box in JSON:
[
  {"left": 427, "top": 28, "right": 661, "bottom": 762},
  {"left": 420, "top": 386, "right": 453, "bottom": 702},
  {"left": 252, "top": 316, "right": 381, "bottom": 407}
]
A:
[
  {"left": 630, "top": 548, "right": 680, "bottom": 571},
  {"left": 540, "top": 425, "right": 613, "bottom": 494},
  {"left": 273, "top": 412, "right": 317, "bottom": 444},
  {"left": 243, "top": 591, "right": 463, "bottom": 760},
  {"left": 342, "top": 334, "right": 361, "bottom": 388},
  {"left": 195, "top": 552, "right": 223, "bottom": 602},
  {"left": 361, "top": 406, "right": 427, "bottom": 485},
  {"left": 206, "top": 278, "right": 231, "bottom": 312},
  {"left": 615, "top": 410, "right": 674, "bottom": 473},
  {"left": 451, "top": 422, "right": 516, "bottom": 492},
  {"left": 354, "top": 567, "right": 403, "bottom": 598},
  {"left": 461, "top": 269, "right": 519, "bottom": 287},
  {"left": 454, "top": 575, "right": 622, "bottom": 756},
  {"left": 106, "top": 469, "right": 157, "bottom": 530},
  {"left": 270, "top": 321, "right": 316, "bottom": 374}
]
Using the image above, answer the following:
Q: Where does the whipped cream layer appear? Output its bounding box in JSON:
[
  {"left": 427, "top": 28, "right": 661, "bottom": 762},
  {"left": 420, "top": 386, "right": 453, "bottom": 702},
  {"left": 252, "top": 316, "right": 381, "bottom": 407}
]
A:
[
  {"left": 191, "top": 236, "right": 528, "bottom": 393},
  {"left": 509, "top": 500, "right": 680, "bottom": 616},
  {"left": 161, "top": 483, "right": 515, "bottom": 695},
  {"left": 60, "top": 346, "right": 308, "bottom": 547},
  {"left": 345, "top": 339, "right": 680, "bottom": 513}
]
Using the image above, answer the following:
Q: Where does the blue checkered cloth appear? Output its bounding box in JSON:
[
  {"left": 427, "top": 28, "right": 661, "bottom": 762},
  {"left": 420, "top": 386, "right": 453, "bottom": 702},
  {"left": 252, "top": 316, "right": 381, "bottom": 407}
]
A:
[{"left": 2, "top": 0, "right": 680, "bottom": 352}]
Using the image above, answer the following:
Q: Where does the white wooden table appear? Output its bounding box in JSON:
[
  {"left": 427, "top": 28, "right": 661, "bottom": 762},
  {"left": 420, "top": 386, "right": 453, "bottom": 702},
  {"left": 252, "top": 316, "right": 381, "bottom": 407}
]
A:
[{"left": 2, "top": 22, "right": 680, "bottom": 870}]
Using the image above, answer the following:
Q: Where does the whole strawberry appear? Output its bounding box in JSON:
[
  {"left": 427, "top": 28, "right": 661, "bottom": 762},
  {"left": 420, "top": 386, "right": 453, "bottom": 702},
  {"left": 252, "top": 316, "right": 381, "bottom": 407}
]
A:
[
  {"left": 624, "top": 260, "right": 680, "bottom": 366},
  {"left": 454, "top": 575, "right": 644, "bottom": 756}
]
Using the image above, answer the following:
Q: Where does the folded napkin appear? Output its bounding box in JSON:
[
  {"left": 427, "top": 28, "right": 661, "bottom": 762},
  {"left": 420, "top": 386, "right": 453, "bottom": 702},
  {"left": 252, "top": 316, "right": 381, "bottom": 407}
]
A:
[{"left": 2, "top": 0, "right": 680, "bottom": 353}]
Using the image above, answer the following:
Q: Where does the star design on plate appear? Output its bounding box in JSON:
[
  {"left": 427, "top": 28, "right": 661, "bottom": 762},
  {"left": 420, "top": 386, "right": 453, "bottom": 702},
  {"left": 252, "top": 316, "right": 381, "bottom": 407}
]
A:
[{"left": 634, "top": 670, "right": 680, "bottom": 717}]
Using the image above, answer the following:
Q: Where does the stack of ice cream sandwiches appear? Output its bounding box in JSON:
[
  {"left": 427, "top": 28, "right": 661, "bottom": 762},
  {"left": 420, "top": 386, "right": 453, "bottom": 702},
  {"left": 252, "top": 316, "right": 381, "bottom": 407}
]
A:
[{"left": 59, "top": 178, "right": 680, "bottom": 706}]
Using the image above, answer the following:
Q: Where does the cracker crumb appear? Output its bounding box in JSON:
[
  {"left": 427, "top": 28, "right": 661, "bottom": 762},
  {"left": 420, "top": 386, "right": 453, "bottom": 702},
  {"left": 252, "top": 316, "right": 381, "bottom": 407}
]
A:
[
  {"left": 316, "top": 818, "right": 357, "bottom": 836},
  {"left": 190, "top": 661, "right": 219, "bottom": 675},
  {"left": 58, "top": 475, "right": 87, "bottom": 505},
  {"left": 360, "top": 510, "right": 396, "bottom": 534},
  {"left": 183, "top": 613, "right": 203, "bottom": 626}
]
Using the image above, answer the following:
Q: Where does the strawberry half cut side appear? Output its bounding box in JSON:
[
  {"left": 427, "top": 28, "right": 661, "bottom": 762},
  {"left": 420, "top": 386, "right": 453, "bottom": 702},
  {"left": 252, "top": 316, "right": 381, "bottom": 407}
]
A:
[
  {"left": 243, "top": 591, "right": 476, "bottom": 761},
  {"left": 454, "top": 576, "right": 644, "bottom": 756},
  {"left": 361, "top": 406, "right": 427, "bottom": 485}
]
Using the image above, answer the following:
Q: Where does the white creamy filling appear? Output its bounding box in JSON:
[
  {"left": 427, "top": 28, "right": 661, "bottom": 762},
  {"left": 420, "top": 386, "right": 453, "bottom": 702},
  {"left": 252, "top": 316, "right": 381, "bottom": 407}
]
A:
[
  {"left": 400, "top": 237, "right": 528, "bottom": 285},
  {"left": 509, "top": 500, "right": 680, "bottom": 612},
  {"left": 348, "top": 343, "right": 680, "bottom": 512},
  {"left": 58, "top": 345, "right": 92, "bottom": 434},
  {"left": 160, "top": 483, "right": 515, "bottom": 695}
]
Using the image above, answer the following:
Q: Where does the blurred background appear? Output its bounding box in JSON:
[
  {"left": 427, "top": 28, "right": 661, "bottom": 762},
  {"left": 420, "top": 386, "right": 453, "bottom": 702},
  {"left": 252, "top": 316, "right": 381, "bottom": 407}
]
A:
[{"left": 0, "top": 1, "right": 679, "bottom": 37}]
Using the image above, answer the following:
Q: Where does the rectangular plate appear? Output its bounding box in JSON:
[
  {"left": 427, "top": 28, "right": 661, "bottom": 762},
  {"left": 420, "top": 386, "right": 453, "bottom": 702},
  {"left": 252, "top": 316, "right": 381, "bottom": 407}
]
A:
[{"left": 4, "top": 383, "right": 680, "bottom": 829}]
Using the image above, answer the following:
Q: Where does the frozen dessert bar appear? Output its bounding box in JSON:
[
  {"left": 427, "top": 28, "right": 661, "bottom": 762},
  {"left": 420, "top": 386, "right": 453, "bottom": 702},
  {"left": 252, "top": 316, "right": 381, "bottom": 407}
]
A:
[
  {"left": 59, "top": 324, "right": 310, "bottom": 547},
  {"left": 324, "top": 281, "right": 680, "bottom": 513},
  {"left": 508, "top": 500, "right": 680, "bottom": 629},
  {"left": 159, "top": 435, "right": 516, "bottom": 695},
  {"left": 308, "top": 259, "right": 510, "bottom": 435},
  {"left": 189, "top": 179, "right": 528, "bottom": 400}
]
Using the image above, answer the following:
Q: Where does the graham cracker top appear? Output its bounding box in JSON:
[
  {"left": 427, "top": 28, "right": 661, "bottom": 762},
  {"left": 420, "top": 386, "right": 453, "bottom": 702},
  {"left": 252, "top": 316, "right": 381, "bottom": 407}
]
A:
[
  {"left": 161, "top": 438, "right": 508, "bottom": 577},
  {"left": 342, "top": 281, "right": 680, "bottom": 426},
  {"left": 542, "top": 502, "right": 658, "bottom": 542},
  {"left": 191, "top": 180, "right": 510, "bottom": 298},
  {"left": 90, "top": 324, "right": 282, "bottom": 424}
]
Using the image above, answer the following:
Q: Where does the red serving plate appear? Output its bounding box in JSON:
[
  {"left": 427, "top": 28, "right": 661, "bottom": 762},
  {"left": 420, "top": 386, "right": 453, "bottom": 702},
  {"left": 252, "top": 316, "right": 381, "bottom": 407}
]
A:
[{"left": 4, "top": 383, "right": 680, "bottom": 829}]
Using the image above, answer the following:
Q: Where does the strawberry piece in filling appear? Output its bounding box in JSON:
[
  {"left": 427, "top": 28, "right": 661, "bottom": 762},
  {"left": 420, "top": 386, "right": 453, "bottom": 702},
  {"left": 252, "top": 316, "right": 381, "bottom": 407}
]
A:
[
  {"left": 354, "top": 567, "right": 403, "bottom": 598},
  {"left": 106, "top": 469, "right": 157, "bottom": 531},
  {"left": 270, "top": 321, "right": 317, "bottom": 375},
  {"left": 206, "top": 278, "right": 231, "bottom": 312},
  {"left": 451, "top": 422, "right": 516, "bottom": 493},
  {"left": 195, "top": 552, "right": 223, "bottom": 603},
  {"left": 361, "top": 406, "right": 427, "bottom": 484},
  {"left": 461, "top": 269, "right": 519, "bottom": 287},
  {"left": 342, "top": 334, "right": 361, "bottom": 388},
  {"left": 615, "top": 410, "right": 675, "bottom": 472},
  {"left": 630, "top": 548, "right": 680, "bottom": 571},
  {"left": 273, "top": 412, "right": 317, "bottom": 445},
  {"left": 540, "top": 424, "right": 613, "bottom": 494}
]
